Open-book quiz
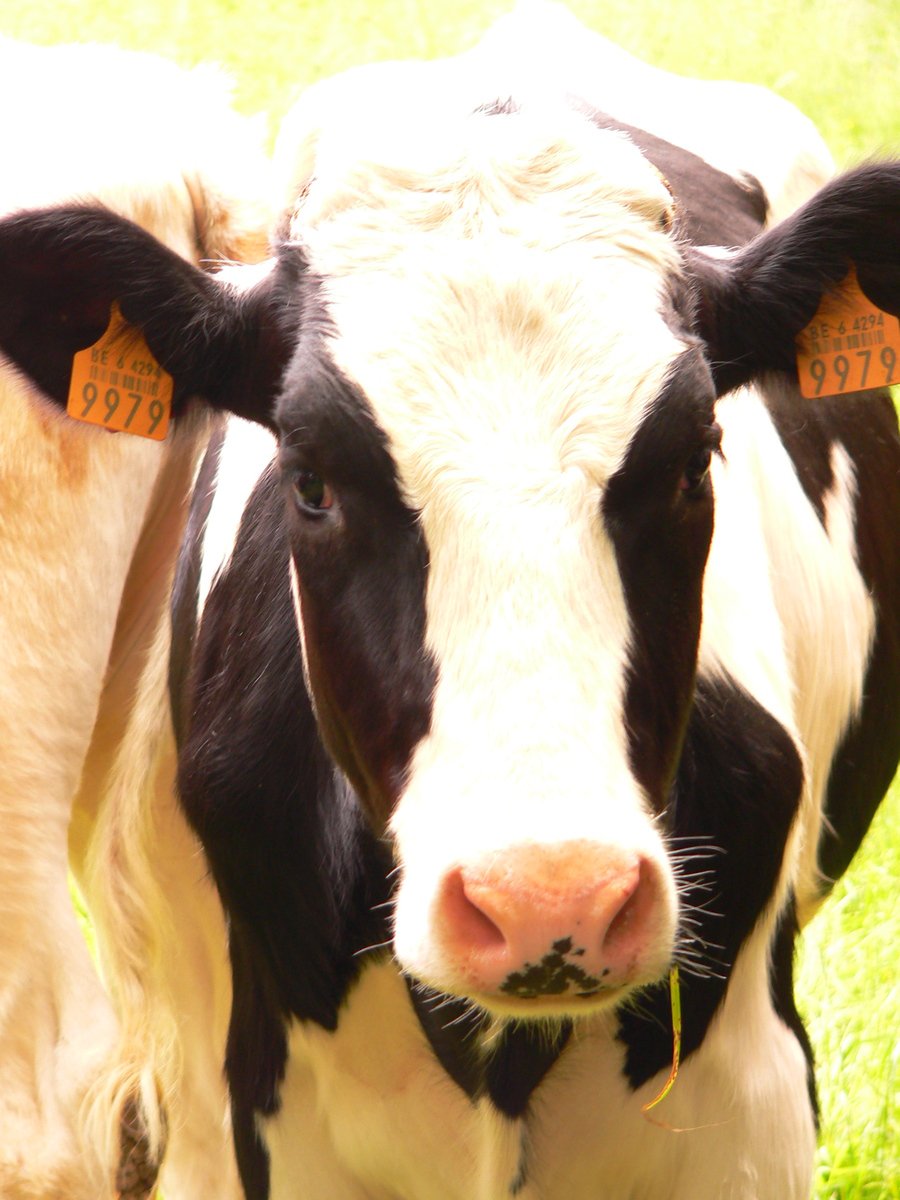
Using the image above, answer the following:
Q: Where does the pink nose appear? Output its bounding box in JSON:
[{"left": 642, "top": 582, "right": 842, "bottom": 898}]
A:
[{"left": 436, "top": 842, "right": 666, "bottom": 1001}]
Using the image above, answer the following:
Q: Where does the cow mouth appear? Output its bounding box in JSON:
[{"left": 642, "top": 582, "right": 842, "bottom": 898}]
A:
[
  {"left": 444, "top": 939, "right": 661, "bottom": 1021},
  {"left": 454, "top": 978, "right": 636, "bottom": 1023}
]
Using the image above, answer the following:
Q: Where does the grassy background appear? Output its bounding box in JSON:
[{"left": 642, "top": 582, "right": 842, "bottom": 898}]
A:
[
  {"left": 6, "top": 0, "right": 896, "bottom": 1195},
  {"left": 3, "top": 0, "right": 899, "bottom": 166}
]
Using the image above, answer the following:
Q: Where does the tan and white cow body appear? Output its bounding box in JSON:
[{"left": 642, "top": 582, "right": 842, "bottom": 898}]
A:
[{"left": 0, "top": 38, "right": 267, "bottom": 1200}]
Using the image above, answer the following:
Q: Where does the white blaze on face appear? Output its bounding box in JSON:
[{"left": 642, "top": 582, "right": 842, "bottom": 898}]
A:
[{"left": 291, "top": 105, "right": 684, "bottom": 1002}]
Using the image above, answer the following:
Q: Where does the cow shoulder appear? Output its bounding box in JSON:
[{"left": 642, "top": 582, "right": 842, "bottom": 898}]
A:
[{"left": 762, "top": 380, "right": 900, "bottom": 898}]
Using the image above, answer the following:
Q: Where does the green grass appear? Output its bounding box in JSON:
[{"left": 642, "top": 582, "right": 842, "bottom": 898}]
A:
[
  {"left": 798, "top": 779, "right": 900, "bottom": 1200},
  {"left": 18, "top": 0, "right": 898, "bottom": 1194},
  {"left": 2, "top": 0, "right": 898, "bottom": 165}
]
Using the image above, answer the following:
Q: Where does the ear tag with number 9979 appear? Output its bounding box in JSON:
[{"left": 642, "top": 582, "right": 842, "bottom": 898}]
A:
[
  {"left": 67, "top": 302, "right": 173, "bottom": 440},
  {"left": 797, "top": 269, "right": 900, "bottom": 399}
]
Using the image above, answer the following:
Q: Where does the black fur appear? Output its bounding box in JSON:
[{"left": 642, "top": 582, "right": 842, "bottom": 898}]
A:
[
  {"left": 617, "top": 674, "right": 806, "bottom": 1088},
  {"left": 0, "top": 112, "right": 897, "bottom": 1200},
  {"left": 275, "top": 316, "right": 438, "bottom": 829},
  {"left": 0, "top": 204, "right": 299, "bottom": 426},
  {"left": 603, "top": 349, "right": 718, "bottom": 810},
  {"left": 581, "top": 106, "right": 768, "bottom": 247},
  {"left": 690, "top": 162, "right": 900, "bottom": 395}
]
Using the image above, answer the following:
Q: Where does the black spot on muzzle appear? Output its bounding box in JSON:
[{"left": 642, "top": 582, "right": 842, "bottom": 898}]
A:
[{"left": 499, "top": 937, "right": 605, "bottom": 999}]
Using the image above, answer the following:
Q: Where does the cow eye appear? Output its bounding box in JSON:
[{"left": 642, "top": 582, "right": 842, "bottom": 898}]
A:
[
  {"left": 292, "top": 469, "right": 334, "bottom": 514},
  {"left": 680, "top": 424, "right": 722, "bottom": 496},
  {"left": 680, "top": 448, "right": 711, "bottom": 494}
]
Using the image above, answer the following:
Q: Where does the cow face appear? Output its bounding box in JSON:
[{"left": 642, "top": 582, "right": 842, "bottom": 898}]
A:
[
  {"left": 0, "top": 124, "right": 898, "bottom": 1023},
  {"left": 270, "top": 113, "right": 715, "bottom": 1017}
]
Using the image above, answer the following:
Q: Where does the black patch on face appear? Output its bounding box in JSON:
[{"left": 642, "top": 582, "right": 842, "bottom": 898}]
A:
[
  {"left": 500, "top": 937, "right": 603, "bottom": 999},
  {"left": 603, "top": 349, "right": 718, "bottom": 810},
  {"left": 275, "top": 321, "right": 438, "bottom": 829},
  {"left": 617, "top": 672, "right": 805, "bottom": 1088},
  {"left": 179, "top": 467, "right": 395, "bottom": 1024},
  {"left": 574, "top": 104, "right": 768, "bottom": 248}
]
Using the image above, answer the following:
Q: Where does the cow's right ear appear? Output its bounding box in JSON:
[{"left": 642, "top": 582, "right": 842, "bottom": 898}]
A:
[{"left": 0, "top": 204, "right": 297, "bottom": 430}]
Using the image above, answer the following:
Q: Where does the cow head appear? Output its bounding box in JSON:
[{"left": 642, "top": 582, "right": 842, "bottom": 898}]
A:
[{"left": 1, "top": 110, "right": 898, "bottom": 1022}]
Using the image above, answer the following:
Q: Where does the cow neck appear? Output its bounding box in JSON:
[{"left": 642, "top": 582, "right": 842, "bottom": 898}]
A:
[
  {"left": 618, "top": 671, "right": 806, "bottom": 1089},
  {"left": 407, "top": 984, "right": 572, "bottom": 1118}
]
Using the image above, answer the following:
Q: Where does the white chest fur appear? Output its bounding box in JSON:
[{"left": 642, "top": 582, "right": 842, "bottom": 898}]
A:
[{"left": 260, "top": 942, "right": 814, "bottom": 1200}]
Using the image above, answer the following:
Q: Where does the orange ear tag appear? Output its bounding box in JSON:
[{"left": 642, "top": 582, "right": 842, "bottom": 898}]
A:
[
  {"left": 67, "top": 303, "right": 173, "bottom": 440},
  {"left": 797, "top": 269, "right": 900, "bottom": 399}
]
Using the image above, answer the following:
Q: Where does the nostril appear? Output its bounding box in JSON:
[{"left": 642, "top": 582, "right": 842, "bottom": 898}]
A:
[
  {"left": 441, "top": 867, "right": 507, "bottom": 952},
  {"left": 602, "top": 858, "right": 659, "bottom": 966},
  {"left": 431, "top": 846, "right": 672, "bottom": 1000}
]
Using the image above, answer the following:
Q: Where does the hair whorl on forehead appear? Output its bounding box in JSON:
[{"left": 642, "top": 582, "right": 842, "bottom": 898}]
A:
[{"left": 286, "top": 103, "right": 681, "bottom": 279}]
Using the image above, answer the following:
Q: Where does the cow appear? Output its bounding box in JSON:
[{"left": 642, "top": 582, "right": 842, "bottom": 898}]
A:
[
  {"left": 0, "top": 4, "right": 897, "bottom": 1198},
  {"left": 0, "top": 37, "right": 268, "bottom": 1200}
]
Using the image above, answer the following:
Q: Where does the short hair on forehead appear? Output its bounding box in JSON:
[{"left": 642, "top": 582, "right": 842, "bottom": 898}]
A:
[{"left": 289, "top": 103, "right": 681, "bottom": 282}]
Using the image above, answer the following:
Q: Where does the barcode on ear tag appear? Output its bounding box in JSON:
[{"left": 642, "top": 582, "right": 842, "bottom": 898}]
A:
[
  {"left": 797, "top": 269, "right": 900, "bottom": 399},
  {"left": 67, "top": 302, "right": 173, "bottom": 440}
]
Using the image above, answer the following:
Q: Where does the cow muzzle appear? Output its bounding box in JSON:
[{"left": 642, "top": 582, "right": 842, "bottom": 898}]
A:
[{"left": 417, "top": 840, "right": 675, "bottom": 1017}]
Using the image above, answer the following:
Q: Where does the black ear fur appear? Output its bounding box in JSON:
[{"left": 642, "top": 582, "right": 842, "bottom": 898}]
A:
[
  {"left": 690, "top": 162, "right": 900, "bottom": 396},
  {"left": 0, "top": 204, "right": 295, "bottom": 429}
]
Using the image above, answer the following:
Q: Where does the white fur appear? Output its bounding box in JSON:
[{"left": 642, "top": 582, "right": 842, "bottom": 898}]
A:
[
  {"left": 273, "top": 0, "right": 833, "bottom": 234},
  {"left": 197, "top": 413, "right": 278, "bottom": 619},
  {"left": 0, "top": 37, "right": 268, "bottom": 1200},
  {"left": 288, "top": 101, "right": 684, "bottom": 1001},
  {"left": 255, "top": 366, "right": 868, "bottom": 1198},
  {"left": 261, "top": 950, "right": 813, "bottom": 1200},
  {"left": 702, "top": 390, "right": 875, "bottom": 924},
  {"left": 253, "top": 18, "right": 855, "bottom": 1197},
  {"left": 71, "top": 11, "right": 866, "bottom": 1199}
]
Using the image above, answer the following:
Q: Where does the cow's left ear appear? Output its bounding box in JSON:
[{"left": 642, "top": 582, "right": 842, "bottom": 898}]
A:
[
  {"left": 689, "top": 162, "right": 900, "bottom": 396},
  {"left": 0, "top": 204, "right": 297, "bottom": 429}
]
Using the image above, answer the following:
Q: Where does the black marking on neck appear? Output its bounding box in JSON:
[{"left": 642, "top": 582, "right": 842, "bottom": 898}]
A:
[
  {"left": 760, "top": 379, "right": 900, "bottom": 891},
  {"left": 509, "top": 1126, "right": 530, "bottom": 1196},
  {"left": 769, "top": 894, "right": 817, "bottom": 1121},
  {"left": 485, "top": 1022, "right": 572, "bottom": 1118},
  {"left": 408, "top": 983, "right": 572, "bottom": 1118},
  {"left": 617, "top": 671, "right": 805, "bottom": 1088},
  {"left": 407, "top": 985, "right": 486, "bottom": 1101}
]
